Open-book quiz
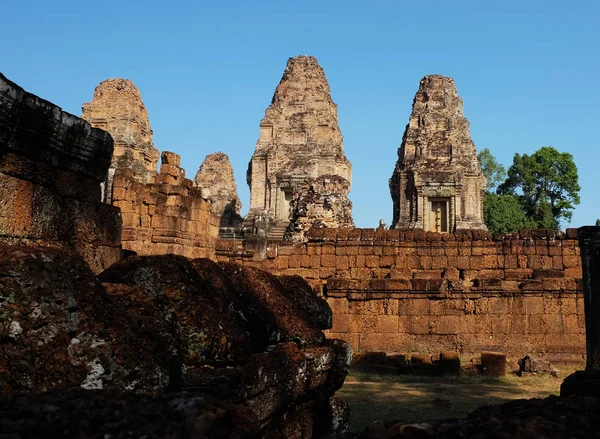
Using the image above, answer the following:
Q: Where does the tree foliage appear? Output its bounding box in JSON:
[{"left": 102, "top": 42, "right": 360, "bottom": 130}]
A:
[
  {"left": 498, "top": 146, "right": 580, "bottom": 229},
  {"left": 483, "top": 193, "right": 535, "bottom": 234},
  {"left": 478, "top": 148, "right": 506, "bottom": 193}
]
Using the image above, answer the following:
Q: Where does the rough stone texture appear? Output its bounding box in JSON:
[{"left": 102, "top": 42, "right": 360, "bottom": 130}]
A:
[
  {"left": 335, "top": 395, "right": 600, "bottom": 439},
  {"left": 389, "top": 75, "right": 487, "bottom": 231},
  {"left": 247, "top": 55, "right": 353, "bottom": 232},
  {"left": 0, "top": 246, "right": 174, "bottom": 395},
  {"left": 82, "top": 78, "right": 160, "bottom": 201},
  {"left": 0, "top": 73, "right": 121, "bottom": 273},
  {"left": 286, "top": 174, "right": 355, "bottom": 242},
  {"left": 217, "top": 229, "right": 584, "bottom": 362},
  {"left": 0, "top": 244, "right": 352, "bottom": 437},
  {"left": 112, "top": 151, "right": 219, "bottom": 259},
  {"left": 194, "top": 152, "right": 243, "bottom": 228}
]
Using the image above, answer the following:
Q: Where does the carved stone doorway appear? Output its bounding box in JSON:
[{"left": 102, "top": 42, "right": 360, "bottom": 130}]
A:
[{"left": 429, "top": 198, "right": 450, "bottom": 233}]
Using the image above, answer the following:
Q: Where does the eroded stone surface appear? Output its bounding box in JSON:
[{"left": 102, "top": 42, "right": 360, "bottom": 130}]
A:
[
  {"left": 247, "top": 56, "right": 353, "bottom": 233},
  {"left": 286, "top": 174, "right": 354, "bottom": 242},
  {"left": 0, "top": 244, "right": 351, "bottom": 437},
  {"left": 194, "top": 152, "right": 243, "bottom": 228},
  {"left": 82, "top": 78, "right": 160, "bottom": 200},
  {"left": 389, "top": 75, "right": 487, "bottom": 231},
  {"left": 0, "top": 246, "right": 174, "bottom": 395},
  {"left": 0, "top": 73, "right": 121, "bottom": 273}
]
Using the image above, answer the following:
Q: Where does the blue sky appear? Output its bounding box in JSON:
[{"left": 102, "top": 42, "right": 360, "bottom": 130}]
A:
[{"left": 2, "top": 0, "right": 598, "bottom": 228}]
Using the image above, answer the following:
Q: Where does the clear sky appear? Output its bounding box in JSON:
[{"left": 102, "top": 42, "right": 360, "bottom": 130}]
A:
[{"left": 2, "top": 0, "right": 598, "bottom": 229}]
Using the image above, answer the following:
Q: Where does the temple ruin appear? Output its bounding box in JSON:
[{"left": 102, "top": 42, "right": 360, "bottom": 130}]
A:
[
  {"left": 194, "top": 152, "right": 243, "bottom": 229},
  {"left": 0, "top": 73, "right": 122, "bottom": 273},
  {"left": 82, "top": 78, "right": 160, "bottom": 202},
  {"left": 246, "top": 55, "right": 353, "bottom": 235},
  {"left": 389, "top": 75, "right": 487, "bottom": 232},
  {"left": 82, "top": 79, "right": 219, "bottom": 258}
]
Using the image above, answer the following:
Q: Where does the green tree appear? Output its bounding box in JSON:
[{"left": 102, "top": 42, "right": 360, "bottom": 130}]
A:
[
  {"left": 499, "top": 146, "right": 580, "bottom": 229},
  {"left": 483, "top": 193, "right": 535, "bottom": 234},
  {"left": 478, "top": 148, "right": 507, "bottom": 193}
]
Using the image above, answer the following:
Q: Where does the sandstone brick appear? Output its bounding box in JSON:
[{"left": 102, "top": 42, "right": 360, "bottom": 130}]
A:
[
  {"left": 564, "top": 267, "right": 582, "bottom": 279},
  {"left": 345, "top": 245, "right": 359, "bottom": 256},
  {"left": 365, "top": 255, "right": 379, "bottom": 268},
  {"left": 335, "top": 256, "right": 349, "bottom": 270},
  {"left": 431, "top": 256, "right": 449, "bottom": 269},
  {"left": 435, "top": 315, "right": 462, "bottom": 335},
  {"left": 309, "top": 255, "right": 321, "bottom": 268},
  {"left": 330, "top": 313, "right": 349, "bottom": 333},
  {"left": 307, "top": 245, "right": 322, "bottom": 255},
  {"left": 379, "top": 255, "right": 395, "bottom": 268},
  {"left": 358, "top": 333, "right": 406, "bottom": 352},
  {"left": 321, "top": 254, "right": 336, "bottom": 268},
  {"left": 376, "top": 315, "right": 399, "bottom": 333},
  {"left": 322, "top": 244, "right": 336, "bottom": 255}
]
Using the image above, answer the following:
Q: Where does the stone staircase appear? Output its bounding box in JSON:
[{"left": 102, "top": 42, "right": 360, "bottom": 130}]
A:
[{"left": 267, "top": 222, "right": 289, "bottom": 242}]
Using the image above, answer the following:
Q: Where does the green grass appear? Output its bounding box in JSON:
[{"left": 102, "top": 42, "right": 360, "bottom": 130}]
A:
[{"left": 338, "top": 368, "right": 578, "bottom": 433}]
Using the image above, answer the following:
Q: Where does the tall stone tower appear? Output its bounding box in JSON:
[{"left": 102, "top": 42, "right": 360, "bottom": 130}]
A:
[
  {"left": 389, "top": 75, "right": 487, "bottom": 231},
  {"left": 247, "top": 56, "right": 353, "bottom": 227},
  {"left": 194, "top": 152, "right": 243, "bottom": 228},
  {"left": 82, "top": 79, "right": 160, "bottom": 201}
]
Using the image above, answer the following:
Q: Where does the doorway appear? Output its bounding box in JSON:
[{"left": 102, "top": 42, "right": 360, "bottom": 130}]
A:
[{"left": 429, "top": 198, "right": 450, "bottom": 233}]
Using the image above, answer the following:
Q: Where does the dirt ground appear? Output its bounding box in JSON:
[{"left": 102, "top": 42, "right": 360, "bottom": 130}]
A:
[{"left": 338, "top": 365, "right": 583, "bottom": 433}]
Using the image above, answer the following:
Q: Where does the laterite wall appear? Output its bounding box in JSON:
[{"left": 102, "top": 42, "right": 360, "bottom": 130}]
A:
[{"left": 217, "top": 228, "right": 585, "bottom": 362}]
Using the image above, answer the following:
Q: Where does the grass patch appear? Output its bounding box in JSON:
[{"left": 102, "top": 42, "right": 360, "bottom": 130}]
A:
[{"left": 338, "top": 366, "right": 580, "bottom": 433}]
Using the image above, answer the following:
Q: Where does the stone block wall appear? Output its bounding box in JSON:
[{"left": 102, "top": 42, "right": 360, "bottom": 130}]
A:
[
  {"left": 0, "top": 73, "right": 121, "bottom": 273},
  {"left": 217, "top": 228, "right": 584, "bottom": 361},
  {"left": 111, "top": 152, "right": 219, "bottom": 258}
]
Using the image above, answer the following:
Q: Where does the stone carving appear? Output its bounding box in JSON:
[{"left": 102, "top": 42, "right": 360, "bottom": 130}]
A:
[
  {"left": 82, "top": 78, "right": 160, "bottom": 201},
  {"left": 194, "top": 152, "right": 243, "bottom": 228},
  {"left": 389, "top": 75, "right": 487, "bottom": 231},
  {"left": 0, "top": 73, "right": 121, "bottom": 273},
  {"left": 247, "top": 55, "right": 353, "bottom": 233}
]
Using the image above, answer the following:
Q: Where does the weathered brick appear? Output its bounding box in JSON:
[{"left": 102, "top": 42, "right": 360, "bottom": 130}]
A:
[{"left": 321, "top": 254, "right": 336, "bottom": 267}]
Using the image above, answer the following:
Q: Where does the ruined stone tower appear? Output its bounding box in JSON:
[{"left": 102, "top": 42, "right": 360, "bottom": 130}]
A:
[
  {"left": 247, "top": 56, "right": 353, "bottom": 230},
  {"left": 194, "top": 152, "right": 243, "bottom": 228},
  {"left": 389, "top": 75, "right": 487, "bottom": 231},
  {"left": 82, "top": 79, "right": 160, "bottom": 201}
]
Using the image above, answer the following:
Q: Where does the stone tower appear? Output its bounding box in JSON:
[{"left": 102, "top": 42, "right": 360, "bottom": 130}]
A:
[
  {"left": 194, "top": 152, "right": 243, "bottom": 228},
  {"left": 389, "top": 75, "right": 487, "bottom": 231},
  {"left": 247, "top": 56, "right": 353, "bottom": 227},
  {"left": 82, "top": 78, "right": 160, "bottom": 201}
]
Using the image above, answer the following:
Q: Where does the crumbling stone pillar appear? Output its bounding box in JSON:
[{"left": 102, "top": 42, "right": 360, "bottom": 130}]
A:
[{"left": 561, "top": 226, "right": 600, "bottom": 396}]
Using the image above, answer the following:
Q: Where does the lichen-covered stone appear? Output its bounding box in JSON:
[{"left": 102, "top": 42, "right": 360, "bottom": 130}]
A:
[
  {"left": 247, "top": 56, "right": 353, "bottom": 232},
  {"left": 82, "top": 78, "right": 160, "bottom": 200},
  {"left": 0, "top": 246, "right": 175, "bottom": 395},
  {"left": 389, "top": 75, "right": 487, "bottom": 231},
  {"left": 0, "top": 245, "right": 352, "bottom": 437},
  {"left": 194, "top": 152, "right": 243, "bottom": 228}
]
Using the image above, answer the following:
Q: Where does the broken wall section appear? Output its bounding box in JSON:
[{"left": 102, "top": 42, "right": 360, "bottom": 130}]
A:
[
  {"left": 112, "top": 151, "right": 219, "bottom": 258},
  {"left": 0, "top": 73, "right": 121, "bottom": 272}
]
